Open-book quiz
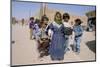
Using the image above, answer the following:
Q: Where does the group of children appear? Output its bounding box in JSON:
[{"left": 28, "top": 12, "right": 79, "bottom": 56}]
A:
[{"left": 29, "top": 11, "right": 83, "bottom": 60}]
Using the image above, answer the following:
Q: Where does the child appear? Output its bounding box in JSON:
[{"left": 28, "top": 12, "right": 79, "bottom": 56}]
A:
[
  {"left": 29, "top": 17, "right": 35, "bottom": 40},
  {"left": 38, "top": 15, "right": 50, "bottom": 58},
  {"left": 62, "top": 13, "right": 73, "bottom": 53},
  {"left": 46, "top": 12, "right": 66, "bottom": 60},
  {"left": 73, "top": 18, "right": 83, "bottom": 54},
  {"left": 33, "top": 19, "right": 41, "bottom": 41}
]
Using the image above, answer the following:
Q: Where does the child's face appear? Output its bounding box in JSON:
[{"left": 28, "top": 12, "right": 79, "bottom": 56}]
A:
[
  {"left": 42, "top": 23, "right": 47, "bottom": 28},
  {"left": 42, "top": 19, "right": 48, "bottom": 28},
  {"left": 43, "top": 19, "right": 48, "bottom": 24},
  {"left": 55, "top": 14, "right": 61, "bottom": 21},
  {"left": 64, "top": 18, "right": 69, "bottom": 22},
  {"left": 30, "top": 19, "right": 34, "bottom": 22},
  {"left": 75, "top": 22, "right": 79, "bottom": 26}
]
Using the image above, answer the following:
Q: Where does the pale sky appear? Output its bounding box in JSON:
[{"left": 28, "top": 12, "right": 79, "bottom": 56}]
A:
[{"left": 12, "top": 0, "right": 96, "bottom": 20}]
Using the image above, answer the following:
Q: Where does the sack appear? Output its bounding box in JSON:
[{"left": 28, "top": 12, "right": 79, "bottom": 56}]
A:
[
  {"left": 64, "top": 27, "right": 73, "bottom": 35},
  {"left": 38, "top": 38, "right": 50, "bottom": 50}
]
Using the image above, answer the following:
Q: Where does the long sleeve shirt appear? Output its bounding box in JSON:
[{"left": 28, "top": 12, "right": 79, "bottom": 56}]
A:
[{"left": 73, "top": 25, "right": 83, "bottom": 37}]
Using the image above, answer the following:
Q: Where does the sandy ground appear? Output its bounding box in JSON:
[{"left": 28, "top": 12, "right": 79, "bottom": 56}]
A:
[{"left": 11, "top": 24, "right": 96, "bottom": 66}]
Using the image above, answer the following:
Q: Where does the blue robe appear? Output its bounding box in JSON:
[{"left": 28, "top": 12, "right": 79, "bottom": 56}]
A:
[{"left": 46, "top": 22, "right": 66, "bottom": 60}]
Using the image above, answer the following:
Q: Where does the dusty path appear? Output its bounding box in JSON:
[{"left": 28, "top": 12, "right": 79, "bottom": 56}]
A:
[{"left": 12, "top": 24, "right": 95, "bottom": 66}]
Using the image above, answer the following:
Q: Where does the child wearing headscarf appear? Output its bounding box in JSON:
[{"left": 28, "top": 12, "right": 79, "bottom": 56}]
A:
[{"left": 46, "top": 12, "right": 66, "bottom": 60}]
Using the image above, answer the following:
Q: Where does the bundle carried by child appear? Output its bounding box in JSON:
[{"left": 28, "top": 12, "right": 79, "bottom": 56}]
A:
[{"left": 63, "top": 27, "right": 73, "bottom": 35}]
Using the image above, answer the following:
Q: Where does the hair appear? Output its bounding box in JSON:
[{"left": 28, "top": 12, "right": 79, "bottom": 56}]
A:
[
  {"left": 30, "top": 17, "right": 34, "bottom": 20},
  {"left": 41, "top": 15, "right": 49, "bottom": 22},
  {"left": 63, "top": 13, "right": 70, "bottom": 20},
  {"left": 54, "top": 12, "right": 62, "bottom": 21},
  {"left": 75, "top": 18, "right": 82, "bottom": 25}
]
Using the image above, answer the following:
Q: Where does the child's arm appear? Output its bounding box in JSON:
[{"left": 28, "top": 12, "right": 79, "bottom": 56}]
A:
[
  {"left": 73, "top": 26, "right": 83, "bottom": 37},
  {"left": 78, "top": 26, "right": 83, "bottom": 36},
  {"left": 80, "top": 26, "right": 83, "bottom": 34},
  {"left": 45, "top": 23, "right": 53, "bottom": 39},
  {"left": 29, "top": 22, "right": 32, "bottom": 29},
  {"left": 45, "top": 23, "right": 51, "bottom": 35}
]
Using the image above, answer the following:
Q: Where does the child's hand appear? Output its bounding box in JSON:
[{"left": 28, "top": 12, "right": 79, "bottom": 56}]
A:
[{"left": 48, "top": 29, "right": 53, "bottom": 37}]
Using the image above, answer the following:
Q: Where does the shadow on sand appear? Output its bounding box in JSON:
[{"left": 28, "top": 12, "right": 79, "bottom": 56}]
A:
[{"left": 86, "top": 40, "right": 96, "bottom": 54}]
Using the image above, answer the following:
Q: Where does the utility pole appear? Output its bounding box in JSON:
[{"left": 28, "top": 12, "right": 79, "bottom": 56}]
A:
[
  {"left": 29, "top": 8, "right": 31, "bottom": 18},
  {"left": 39, "top": 2, "right": 47, "bottom": 19}
]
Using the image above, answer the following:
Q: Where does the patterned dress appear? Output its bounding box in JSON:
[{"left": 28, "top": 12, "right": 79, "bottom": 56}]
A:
[{"left": 46, "top": 22, "right": 66, "bottom": 60}]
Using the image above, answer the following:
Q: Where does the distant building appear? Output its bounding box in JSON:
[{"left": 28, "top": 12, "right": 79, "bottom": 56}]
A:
[
  {"left": 86, "top": 10, "right": 96, "bottom": 18},
  {"left": 34, "top": 3, "right": 88, "bottom": 25},
  {"left": 85, "top": 10, "right": 96, "bottom": 31}
]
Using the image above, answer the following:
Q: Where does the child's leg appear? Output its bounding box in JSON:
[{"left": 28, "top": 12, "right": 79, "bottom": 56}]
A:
[
  {"left": 32, "top": 30, "right": 35, "bottom": 39},
  {"left": 30, "top": 29, "right": 33, "bottom": 39},
  {"left": 64, "top": 35, "right": 69, "bottom": 52},
  {"left": 35, "top": 34, "right": 40, "bottom": 41},
  {"left": 74, "top": 37, "right": 77, "bottom": 52},
  {"left": 35, "top": 32, "right": 41, "bottom": 41},
  {"left": 76, "top": 37, "right": 81, "bottom": 53},
  {"left": 70, "top": 32, "right": 74, "bottom": 45}
]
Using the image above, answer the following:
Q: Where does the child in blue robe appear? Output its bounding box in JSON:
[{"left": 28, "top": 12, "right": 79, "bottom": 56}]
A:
[
  {"left": 73, "top": 18, "right": 83, "bottom": 54},
  {"left": 46, "top": 12, "right": 66, "bottom": 60}
]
